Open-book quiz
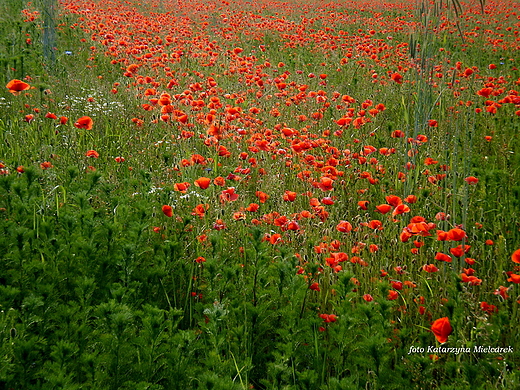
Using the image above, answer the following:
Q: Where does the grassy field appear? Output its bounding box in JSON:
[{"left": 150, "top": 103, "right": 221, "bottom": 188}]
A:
[{"left": 1, "top": 0, "right": 519, "bottom": 388}]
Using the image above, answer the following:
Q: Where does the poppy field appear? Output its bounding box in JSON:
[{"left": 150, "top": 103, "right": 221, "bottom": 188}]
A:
[{"left": 1, "top": 0, "right": 520, "bottom": 388}]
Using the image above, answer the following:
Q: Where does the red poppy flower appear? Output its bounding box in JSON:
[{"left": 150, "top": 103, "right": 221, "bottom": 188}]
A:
[
  {"left": 422, "top": 264, "right": 439, "bottom": 273},
  {"left": 391, "top": 72, "right": 403, "bottom": 84},
  {"left": 358, "top": 200, "right": 369, "bottom": 210},
  {"left": 363, "top": 294, "right": 373, "bottom": 302},
  {"left": 74, "top": 116, "right": 94, "bottom": 130},
  {"left": 375, "top": 204, "right": 392, "bottom": 214},
  {"left": 6, "top": 79, "right": 31, "bottom": 95},
  {"left": 447, "top": 228, "right": 466, "bottom": 241},
  {"left": 40, "top": 161, "right": 53, "bottom": 169},
  {"left": 461, "top": 273, "right": 482, "bottom": 285},
  {"left": 387, "top": 290, "right": 399, "bottom": 300},
  {"left": 464, "top": 176, "right": 479, "bottom": 185},
  {"left": 220, "top": 187, "right": 239, "bottom": 202},
  {"left": 255, "top": 191, "right": 270, "bottom": 203},
  {"left": 507, "top": 273, "right": 520, "bottom": 284},
  {"left": 319, "top": 313, "right": 337, "bottom": 323},
  {"left": 283, "top": 190, "right": 297, "bottom": 201},
  {"left": 317, "top": 177, "right": 334, "bottom": 191},
  {"left": 246, "top": 203, "right": 259, "bottom": 212},
  {"left": 391, "top": 281, "right": 403, "bottom": 290},
  {"left": 213, "top": 176, "right": 226, "bottom": 186},
  {"left": 392, "top": 203, "right": 410, "bottom": 216},
  {"left": 404, "top": 195, "right": 417, "bottom": 203},
  {"left": 480, "top": 302, "right": 498, "bottom": 315},
  {"left": 431, "top": 317, "right": 452, "bottom": 344},
  {"left": 191, "top": 204, "right": 209, "bottom": 218},
  {"left": 450, "top": 245, "right": 471, "bottom": 258},
  {"left": 435, "top": 252, "right": 452, "bottom": 262},
  {"left": 194, "top": 177, "right": 211, "bottom": 189},
  {"left": 494, "top": 286, "right": 510, "bottom": 300},
  {"left": 269, "top": 233, "right": 282, "bottom": 245},
  {"left": 162, "top": 205, "right": 173, "bottom": 217},
  {"left": 385, "top": 195, "right": 402, "bottom": 206},
  {"left": 174, "top": 182, "right": 190, "bottom": 193},
  {"left": 309, "top": 282, "right": 320, "bottom": 291},
  {"left": 336, "top": 220, "right": 353, "bottom": 233},
  {"left": 511, "top": 249, "right": 520, "bottom": 264},
  {"left": 85, "top": 150, "right": 99, "bottom": 158}
]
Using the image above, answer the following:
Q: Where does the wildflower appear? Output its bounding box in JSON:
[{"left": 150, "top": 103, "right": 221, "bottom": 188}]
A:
[
  {"left": 192, "top": 204, "right": 209, "bottom": 218},
  {"left": 269, "top": 233, "right": 282, "bottom": 245},
  {"left": 213, "top": 176, "right": 226, "bottom": 186},
  {"left": 321, "top": 197, "right": 335, "bottom": 205},
  {"left": 358, "top": 200, "right": 369, "bottom": 210},
  {"left": 393, "top": 203, "right": 410, "bottom": 216},
  {"left": 422, "top": 264, "right": 439, "bottom": 273},
  {"left": 391, "top": 72, "right": 403, "bottom": 84},
  {"left": 405, "top": 195, "right": 417, "bottom": 203},
  {"left": 375, "top": 204, "right": 392, "bottom": 214},
  {"left": 431, "top": 317, "right": 452, "bottom": 344},
  {"left": 220, "top": 187, "right": 239, "bottom": 202},
  {"left": 319, "top": 313, "right": 337, "bottom": 323},
  {"left": 450, "top": 245, "right": 470, "bottom": 257},
  {"left": 447, "top": 228, "right": 466, "bottom": 241},
  {"left": 286, "top": 221, "right": 300, "bottom": 231},
  {"left": 317, "top": 176, "right": 334, "bottom": 191},
  {"left": 283, "top": 190, "right": 297, "bottom": 201},
  {"left": 85, "top": 150, "right": 99, "bottom": 158},
  {"left": 255, "top": 191, "right": 269, "bottom": 203},
  {"left": 480, "top": 302, "right": 498, "bottom": 315},
  {"left": 435, "top": 252, "right": 452, "bottom": 262},
  {"left": 511, "top": 249, "right": 520, "bottom": 264},
  {"left": 246, "top": 203, "right": 259, "bottom": 212},
  {"left": 387, "top": 290, "right": 399, "bottom": 300},
  {"left": 461, "top": 273, "right": 482, "bottom": 285},
  {"left": 494, "top": 286, "right": 510, "bottom": 300},
  {"left": 391, "top": 281, "right": 403, "bottom": 290},
  {"left": 213, "top": 219, "right": 226, "bottom": 230},
  {"left": 194, "top": 177, "right": 211, "bottom": 189},
  {"left": 336, "top": 220, "right": 353, "bottom": 233},
  {"left": 174, "top": 182, "right": 190, "bottom": 193},
  {"left": 195, "top": 256, "right": 206, "bottom": 264},
  {"left": 74, "top": 116, "right": 94, "bottom": 130},
  {"left": 40, "top": 161, "right": 53, "bottom": 169},
  {"left": 507, "top": 273, "right": 520, "bottom": 284},
  {"left": 465, "top": 176, "right": 479, "bottom": 184},
  {"left": 162, "top": 205, "right": 173, "bottom": 217},
  {"left": 6, "top": 79, "right": 31, "bottom": 95},
  {"left": 309, "top": 282, "right": 320, "bottom": 291},
  {"left": 363, "top": 294, "right": 374, "bottom": 302}
]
